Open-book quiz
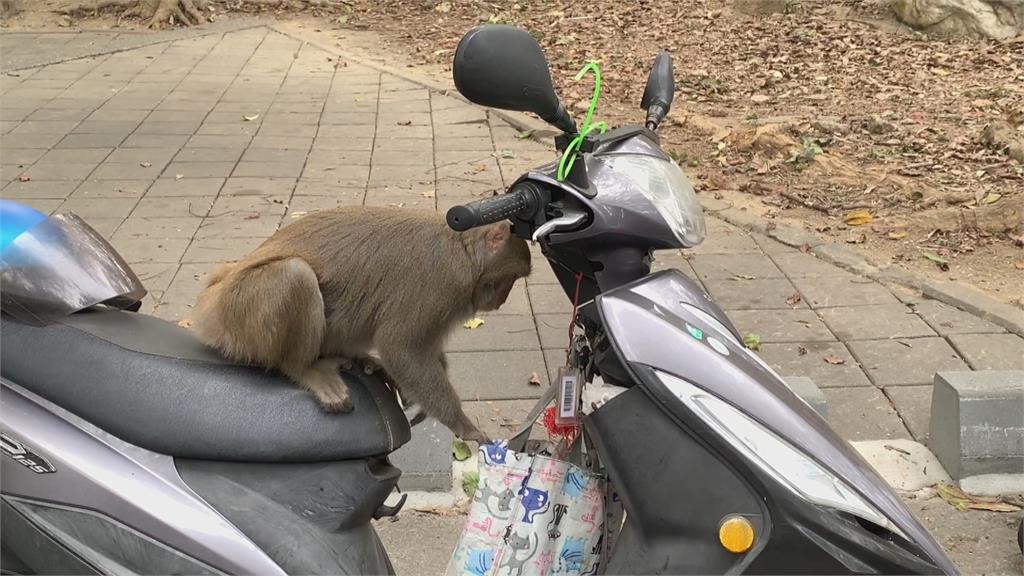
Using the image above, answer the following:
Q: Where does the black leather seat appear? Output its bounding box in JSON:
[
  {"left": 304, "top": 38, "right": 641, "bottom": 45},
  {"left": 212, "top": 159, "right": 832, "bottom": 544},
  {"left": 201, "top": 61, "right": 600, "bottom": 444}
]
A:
[{"left": 0, "top": 309, "right": 411, "bottom": 462}]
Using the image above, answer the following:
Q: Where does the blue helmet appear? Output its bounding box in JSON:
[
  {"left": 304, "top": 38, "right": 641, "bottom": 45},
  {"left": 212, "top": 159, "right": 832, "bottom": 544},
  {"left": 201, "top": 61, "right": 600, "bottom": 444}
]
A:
[{"left": 0, "top": 200, "right": 47, "bottom": 252}]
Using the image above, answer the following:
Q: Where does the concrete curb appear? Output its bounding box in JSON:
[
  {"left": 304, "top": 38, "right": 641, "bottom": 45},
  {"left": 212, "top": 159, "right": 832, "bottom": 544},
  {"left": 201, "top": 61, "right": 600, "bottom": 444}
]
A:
[{"left": 703, "top": 197, "right": 1024, "bottom": 337}]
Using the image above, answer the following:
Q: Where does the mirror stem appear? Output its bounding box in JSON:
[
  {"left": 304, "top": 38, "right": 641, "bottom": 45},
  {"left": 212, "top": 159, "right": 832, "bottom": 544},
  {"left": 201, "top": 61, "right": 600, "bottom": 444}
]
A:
[{"left": 543, "top": 101, "right": 578, "bottom": 135}]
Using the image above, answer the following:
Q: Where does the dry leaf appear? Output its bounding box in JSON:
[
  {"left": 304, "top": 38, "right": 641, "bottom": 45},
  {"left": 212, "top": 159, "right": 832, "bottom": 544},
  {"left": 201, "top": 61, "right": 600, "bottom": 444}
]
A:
[
  {"left": 786, "top": 292, "right": 802, "bottom": 307},
  {"left": 1015, "top": 260, "right": 1024, "bottom": 270},
  {"left": 743, "top": 334, "right": 761, "bottom": 351},
  {"left": 980, "top": 192, "right": 1001, "bottom": 205},
  {"left": 730, "top": 273, "right": 756, "bottom": 281},
  {"left": 527, "top": 372, "right": 542, "bottom": 386},
  {"left": 887, "top": 230, "right": 907, "bottom": 240},
  {"left": 244, "top": 213, "right": 260, "bottom": 220},
  {"left": 140, "top": 161, "right": 152, "bottom": 168},
  {"left": 843, "top": 209, "right": 873, "bottom": 226},
  {"left": 846, "top": 233, "right": 867, "bottom": 244},
  {"left": 177, "top": 319, "right": 193, "bottom": 328},
  {"left": 421, "top": 190, "right": 436, "bottom": 198},
  {"left": 797, "top": 346, "right": 808, "bottom": 356},
  {"left": 463, "top": 318, "right": 485, "bottom": 329},
  {"left": 396, "top": 120, "right": 413, "bottom": 126},
  {"left": 290, "top": 211, "right": 308, "bottom": 219},
  {"left": 823, "top": 354, "right": 846, "bottom": 365},
  {"left": 175, "top": 173, "right": 184, "bottom": 180},
  {"left": 799, "top": 244, "right": 811, "bottom": 253},
  {"left": 243, "top": 114, "right": 259, "bottom": 121},
  {"left": 17, "top": 175, "right": 30, "bottom": 182},
  {"left": 936, "top": 483, "right": 1022, "bottom": 513}
]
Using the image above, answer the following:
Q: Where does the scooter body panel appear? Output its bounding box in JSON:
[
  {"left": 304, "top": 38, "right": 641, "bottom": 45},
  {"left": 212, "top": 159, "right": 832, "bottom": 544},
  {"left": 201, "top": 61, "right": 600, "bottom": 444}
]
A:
[{"left": 0, "top": 379, "right": 396, "bottom": 575}]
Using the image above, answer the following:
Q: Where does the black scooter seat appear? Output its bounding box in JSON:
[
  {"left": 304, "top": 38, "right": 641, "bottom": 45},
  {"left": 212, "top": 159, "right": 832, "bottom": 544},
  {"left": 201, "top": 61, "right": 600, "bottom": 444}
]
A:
[{"left": 0, "top": 309, "right": 411, "bottom": 462}]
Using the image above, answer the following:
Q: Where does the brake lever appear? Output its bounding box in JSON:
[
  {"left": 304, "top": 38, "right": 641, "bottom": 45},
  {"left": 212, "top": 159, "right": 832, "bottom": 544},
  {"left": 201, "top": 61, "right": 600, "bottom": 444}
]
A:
[{"left": 532, "top": 209, "right": 587, "bottom": 242}]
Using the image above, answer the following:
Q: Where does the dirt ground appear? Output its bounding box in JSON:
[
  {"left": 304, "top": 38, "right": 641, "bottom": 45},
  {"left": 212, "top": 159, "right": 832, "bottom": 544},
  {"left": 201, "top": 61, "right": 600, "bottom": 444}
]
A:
[{"left": 4, "top": 0, "right": 1022, "bottom": 305}]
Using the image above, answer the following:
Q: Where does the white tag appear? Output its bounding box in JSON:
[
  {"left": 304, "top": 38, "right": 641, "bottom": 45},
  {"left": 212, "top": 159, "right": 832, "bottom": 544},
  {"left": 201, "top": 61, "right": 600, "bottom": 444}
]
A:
[{"left": 556, "top": 366, "right": 581, "bottom": 426}]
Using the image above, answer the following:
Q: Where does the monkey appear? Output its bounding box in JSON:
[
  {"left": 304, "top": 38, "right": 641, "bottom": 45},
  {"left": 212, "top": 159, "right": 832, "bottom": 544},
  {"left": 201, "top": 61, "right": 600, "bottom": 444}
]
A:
[{"left": 191, "top": 206, "right": 531, "bottom": 443}]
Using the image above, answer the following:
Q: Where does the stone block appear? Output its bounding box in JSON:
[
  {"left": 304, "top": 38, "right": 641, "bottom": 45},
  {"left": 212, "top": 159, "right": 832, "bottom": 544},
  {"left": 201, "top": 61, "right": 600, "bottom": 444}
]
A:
[
  {"left": 785, "top": 376, "right": 828, "bottom": 420},
  {"left": 930, "top": 370, "right": 1024, "bottom": 479},
  {"left": 390, "top": 418, "right": 453, "bottom": 492}
]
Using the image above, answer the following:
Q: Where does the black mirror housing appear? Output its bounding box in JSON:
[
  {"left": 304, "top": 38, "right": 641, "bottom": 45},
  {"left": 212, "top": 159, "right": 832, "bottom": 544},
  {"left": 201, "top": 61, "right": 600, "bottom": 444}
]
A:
[
  {"left": 640, "top": 50, "right": 675, "bottom": 129},
  {"left": 453, "top": 25, "right": 576, "bottom": 134}
]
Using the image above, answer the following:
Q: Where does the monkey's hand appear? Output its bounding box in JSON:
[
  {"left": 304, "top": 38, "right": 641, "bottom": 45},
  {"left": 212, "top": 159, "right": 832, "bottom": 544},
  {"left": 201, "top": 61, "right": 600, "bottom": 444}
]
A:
[{"left": 458, "top": 425, "right": 492, "bottom": 445}]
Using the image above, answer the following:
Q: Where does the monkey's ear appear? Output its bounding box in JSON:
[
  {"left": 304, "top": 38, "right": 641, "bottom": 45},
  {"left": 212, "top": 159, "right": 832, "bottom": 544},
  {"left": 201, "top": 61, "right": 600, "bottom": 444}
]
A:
[{"left": 483, "top": 223, "right": 512, "bottom": 255}]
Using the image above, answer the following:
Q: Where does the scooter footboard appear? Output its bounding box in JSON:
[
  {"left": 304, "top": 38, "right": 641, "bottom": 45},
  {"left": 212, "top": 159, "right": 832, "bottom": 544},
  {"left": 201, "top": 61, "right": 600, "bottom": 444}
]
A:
[{"left": 176, "top": 457, "right": 399, "bottom": 575}]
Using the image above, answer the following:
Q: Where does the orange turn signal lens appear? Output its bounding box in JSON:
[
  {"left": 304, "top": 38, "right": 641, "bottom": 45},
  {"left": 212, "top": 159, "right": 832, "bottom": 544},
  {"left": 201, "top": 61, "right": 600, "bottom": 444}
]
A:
[{"left": 718, "top": 515, "right": 755, "bottom": 554}]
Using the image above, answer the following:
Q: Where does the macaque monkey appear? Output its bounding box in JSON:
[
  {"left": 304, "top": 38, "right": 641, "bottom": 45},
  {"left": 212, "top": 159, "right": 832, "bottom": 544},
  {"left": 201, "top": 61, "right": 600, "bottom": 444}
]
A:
[{"left": 192, "top": 207, "right": 531, "bottom": 443}]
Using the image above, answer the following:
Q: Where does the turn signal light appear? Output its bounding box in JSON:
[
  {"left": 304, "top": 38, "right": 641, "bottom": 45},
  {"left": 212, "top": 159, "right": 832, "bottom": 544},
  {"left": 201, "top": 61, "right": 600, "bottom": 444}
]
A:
[{"left": 718, "top": 515, "right": 755, "bottom": 554}]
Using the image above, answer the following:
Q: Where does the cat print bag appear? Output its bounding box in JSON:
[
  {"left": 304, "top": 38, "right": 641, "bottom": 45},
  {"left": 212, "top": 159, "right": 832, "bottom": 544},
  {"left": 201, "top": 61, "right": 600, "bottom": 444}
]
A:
[
  {"left": 445, "top": 384, "right": 605, "bottom": 576},
  {"left": 445, "top": 441, "right": 604, "bottom": 576}
]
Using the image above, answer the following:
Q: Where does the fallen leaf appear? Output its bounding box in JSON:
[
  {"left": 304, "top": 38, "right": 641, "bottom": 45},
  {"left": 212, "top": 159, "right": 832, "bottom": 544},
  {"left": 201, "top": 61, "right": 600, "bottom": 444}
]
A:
[
  {"left": 452, "top": 440, "right": 472, "bottom": 462},
  {"left": 175, "top": 173, "right": 184, "bottom": 180},
  {"left": 396, "top": 120, "right": 413, "bottom": 126},
  {"left": 290, "top": 211, "right": 308, "bottom": 219},
  {"left": 528, "top": 372, "right": 542, "bottom": 386},
  {"left": 843, "top": 209, "right": 873, "bottom": 226},
  {"left": 388, "top": 202, "right": 405, "bottom": 208},
  {"left": 244, "top": 213, "right": 260, "bottom": 220},
  {"left": 177, "top": 319, "right": 193, "bottom": 328},
  {"left": 797, "top": 346, "right": 808, "bottom": 356},
  {"left": 499, "top": 150, "right": 516, "bottom": 159},
  {"left": 981, "top": 192, "right": 1002, "bottom": 205},
  {"left": 823, "top": 354, "right": 846, "bottom": 365},
  {"left": 921, "top": 251, "right": 950, "bottom": 272},
  {"left": 936, "top": 483, "right": 1022, "bottom": 513},
  {"left": 242, "top": 114, "right": 259, "bottom": 121},
  {"left": 462, "top": 470, "right": 480, "bottom": 497},
  {"left": 846, "top": 233, "right": 867, "bottom": 244},
  {"left": 883, "top": 443, "right": 911, "bottom": 455},
  {"left": 730, "top": 273, "right": 756, "bottom": 281},
  {"left": 887, "top": 230, "right": 908, "bottom": 240},
  {"left": 463, "top": 318, "right": 485, "bottom": 329},
  {"left": 1015, "top": 260, "right": 1024, "bottom": 270},
  {"left": 516, "top": 129, "right": 535, "bottom": 139},
  {"left": 421, "top": 190, "right": 436, "bottom": 198},
  {"left": 786, "top": 292, "right": 802, "bottom": 307},
  {"left": 931, "top": 67, "right": 950, "bottom": 76},
  {"left": 17, "top": 175, "right": 30, "bottom": 182},
  {"left": 743, "top": 333, "right": 761, "bottom": 351},
  {"left": 799, "top": 244, "right": 811, "bottom": 253},
  {"left": 139, "top": 161, "right": 152, "bottom": 168}
]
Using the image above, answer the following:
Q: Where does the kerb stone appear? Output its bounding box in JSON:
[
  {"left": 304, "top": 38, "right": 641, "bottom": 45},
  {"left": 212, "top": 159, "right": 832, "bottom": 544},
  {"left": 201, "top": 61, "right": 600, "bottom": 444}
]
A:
[{"left": 929, "top": 370, "right": 1024, "bottom": 480}]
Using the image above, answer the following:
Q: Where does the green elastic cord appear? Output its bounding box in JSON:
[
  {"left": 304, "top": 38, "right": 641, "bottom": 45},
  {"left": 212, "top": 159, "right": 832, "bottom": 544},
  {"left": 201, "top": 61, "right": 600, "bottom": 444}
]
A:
[{"left": 556, "top": 61, "right": 608, "bottom": 182}]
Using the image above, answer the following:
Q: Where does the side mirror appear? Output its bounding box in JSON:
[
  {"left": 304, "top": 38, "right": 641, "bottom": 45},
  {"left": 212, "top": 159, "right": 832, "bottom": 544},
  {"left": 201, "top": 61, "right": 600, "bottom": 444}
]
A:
[
  {"left": 640, "top": 51, "right": 675, "bottom": 130},
  {"left": 453, "top": 25, "right": 577, "bottom": 134}
]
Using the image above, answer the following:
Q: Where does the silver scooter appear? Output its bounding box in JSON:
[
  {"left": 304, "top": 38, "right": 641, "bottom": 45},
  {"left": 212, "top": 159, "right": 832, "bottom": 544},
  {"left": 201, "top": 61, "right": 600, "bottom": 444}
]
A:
[{"left": 0, "top": 25, "right": 957, "bottom": 575}]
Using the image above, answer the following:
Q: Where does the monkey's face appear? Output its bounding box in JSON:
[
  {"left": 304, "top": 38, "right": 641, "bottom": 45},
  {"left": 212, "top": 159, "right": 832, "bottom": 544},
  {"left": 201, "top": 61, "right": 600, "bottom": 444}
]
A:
[{"left": 473, "top": 225, "right": 531, "bottom": 312}]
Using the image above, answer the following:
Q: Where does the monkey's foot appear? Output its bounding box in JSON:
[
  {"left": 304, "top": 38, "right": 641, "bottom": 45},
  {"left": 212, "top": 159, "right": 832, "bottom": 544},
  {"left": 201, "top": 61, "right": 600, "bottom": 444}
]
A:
[
  {"left": 302, "top": 358, "right": 354, "bottom": 413},
  {"left": 456, "top": 424, "right": 491, "bottom": 445}
]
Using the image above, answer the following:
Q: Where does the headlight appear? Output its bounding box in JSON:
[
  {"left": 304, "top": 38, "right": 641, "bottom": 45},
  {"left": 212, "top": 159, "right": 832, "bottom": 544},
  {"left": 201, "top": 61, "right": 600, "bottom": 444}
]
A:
[
  {"left": 604, "top": 155, "right": 706, "bottom": 247},
  {"left": 655, "top": 369, "right": 907, "bottom": 540}
]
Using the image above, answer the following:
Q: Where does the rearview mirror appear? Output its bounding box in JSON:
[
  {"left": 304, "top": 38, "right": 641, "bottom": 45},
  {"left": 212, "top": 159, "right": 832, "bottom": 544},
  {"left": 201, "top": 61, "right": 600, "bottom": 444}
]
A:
[
  {"left": 453, "top": 25, "right": 576, "bottom": 134},
  {"left": 641, "top": 50, "right": 675, "bottom": 129}
]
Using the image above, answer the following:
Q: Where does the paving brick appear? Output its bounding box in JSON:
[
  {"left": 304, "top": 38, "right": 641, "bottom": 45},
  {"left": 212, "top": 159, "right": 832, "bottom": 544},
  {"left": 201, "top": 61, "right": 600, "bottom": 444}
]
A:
[
  {"left": 786, "top": 376, "right": 829, "bottom": 420},
  {"left": 389, "top": 419, "right": 453, "bottom": 491},
  {"left": 91, "top": 162, "right": 163, "bottom": 180},
  {"left": 822, "top": 387, "right": 911, "bottom": 441},
  {"left": 37, "top": 148, "right": 112, "bottom": 164},
  {"left": 688, "top": 253, "right": 785, "bottom": 280},
  {"left": 154, "top": 262, "right": 220, "bottom": 320},
  {"left": 58, "top": 197, "right": 138, "bottom": 220},
  {"left": 847, "top": 337, "right": 969, "bottom": 387},
  {"left": 80, "top": 217, "right": 124, "bottom": 238},
  {"left": 116, "top": 216, "right": 202, "bottom": 239},
  {"left": 132, "top": 196, "right": 214, "bottom": 218},
  {"left": 0, "top": 148, "right": 46, "bottom": 165},
  {"left": 445, "top": 315, "right": 540, "bottom": 352},
  {"left": 791, "top": 276, "right": 901, "bottom": 308},
  {"left": 220, "top": 177, "right": 296, "bottom": 197},
  {"left": 146, "top": 178, "right": 224, "bottom": 197},
  {"left": 249, "top": 135, "right": 312, "bottom": 150},
  {"left": 130, "top": 262, "right": 180, "bottom": 296},
  {"left": 535, "top": 313, "right": 574, "bottom": 350},
  {"left": 770, "top": 250, "right": 858, "bottom": 277},
  {"left": 109, "top": 234, "right": 192, "bottom": 264},
  {"left": 162, "top": 161, "right": 236, "bottom": 179},
  {"left": 757, "top": 342, "right": 872, "bottom": 387},
  {"left": 911, "top": 300, "right": 1007, "bottom": 335},
  {"left": 182, "top": 236, "right": 265, "bottom": 263},
  {"left": 20, "top": 162, "right": 98, "bottom": 181},
  {"left": 887, "top": 385, "right": 932, "bottom": 442},
  {"left": 703, "top": 277, "right": 805, "bottom": 310},
  {"left": 173, "top": 147, "right": 245, "bottom": 163},
  {"left": 819, "top": 304, "right": 936, "bottom": 341},
  {"left": 232, "top": 160, "right": 305, "bottom": 178},
  {"left": 10, "top": 120, "right": 79, "bottom": 135},
  {"left": 463, "top": 399, "right": 543, "bottom": 443},
  {"left": 187, "top": 134, "right": 253, "bottom": 149},
  {"left": 71, "top": 179, "right": 153, "bottom": 199},
  {"left": 448, "top": 350, "right": 547, "bottom": 401},
  {"left": 526, "top": 283, "right": 573, "bottom": 315},
  {"left": 727, "top": 308, "right": 836, "bottom": 343},
  {"left": 12, "top": 198, "right": 64, "bottom": 215},
  {"left": 1, "top": 180, "right": 78, "bottom": 199},
  {"left": 122, "top": 134, "right": 191, "bottom": 148},
  {"left": 687, "top": 226, "right": 761, "bottom": 254},
  {"left": 948, "top": 333, "right": 1024, "bottom": 370},
  {"left": 931, "top": 370, "right": 1024, "bottom": 479},
  {"left": 105, "top": 147, "right": 177, "bottom": 166}
]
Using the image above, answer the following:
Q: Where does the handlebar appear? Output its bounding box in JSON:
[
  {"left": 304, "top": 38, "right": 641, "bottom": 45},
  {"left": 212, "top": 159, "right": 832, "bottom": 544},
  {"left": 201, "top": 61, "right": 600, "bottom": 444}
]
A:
[{"left": 446, "top": 183, "right": 542, "bottom": 231}]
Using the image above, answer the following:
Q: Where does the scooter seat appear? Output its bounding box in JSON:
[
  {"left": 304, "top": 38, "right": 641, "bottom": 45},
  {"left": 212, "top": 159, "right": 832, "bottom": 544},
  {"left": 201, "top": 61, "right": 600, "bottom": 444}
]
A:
[{"left": 0, "top": 308, "right": 411, "bottom": 462}]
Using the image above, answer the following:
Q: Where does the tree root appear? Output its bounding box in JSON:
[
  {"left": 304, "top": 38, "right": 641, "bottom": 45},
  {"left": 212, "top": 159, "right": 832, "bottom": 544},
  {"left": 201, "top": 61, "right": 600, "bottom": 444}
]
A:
[{"left": 61, "top": 0, "right": 209, "bottom": 29}]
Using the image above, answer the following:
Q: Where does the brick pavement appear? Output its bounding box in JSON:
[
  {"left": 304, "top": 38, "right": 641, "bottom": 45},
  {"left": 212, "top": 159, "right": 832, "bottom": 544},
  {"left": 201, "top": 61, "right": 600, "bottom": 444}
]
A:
[{"left": 3, "top": 26, "right": 1022, "bottom": 448}]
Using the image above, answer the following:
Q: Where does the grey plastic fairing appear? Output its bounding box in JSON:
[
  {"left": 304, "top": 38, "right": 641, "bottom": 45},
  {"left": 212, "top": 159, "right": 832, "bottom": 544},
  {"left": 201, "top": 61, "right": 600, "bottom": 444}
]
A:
[
  {"left": 517, "top": 134, "right": 689, "bottom": 252},
  {"left": 0, "top": 308, "right": 411, "bottom": 462},
  {"left": 176, "top": 458, "right": 399, "bottom": 575},
  {"left": 0, "top": 379, "right": 285, "bottom": 574},
  {"left": 594, "top": 269, "right": 952, "bottom": 567}
]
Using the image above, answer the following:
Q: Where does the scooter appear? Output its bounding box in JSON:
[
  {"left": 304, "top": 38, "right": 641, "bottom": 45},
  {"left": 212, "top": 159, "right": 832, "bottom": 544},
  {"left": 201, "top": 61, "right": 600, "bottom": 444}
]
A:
[{"left": 0, "top": 24, "right": 957, "bottom": 575}]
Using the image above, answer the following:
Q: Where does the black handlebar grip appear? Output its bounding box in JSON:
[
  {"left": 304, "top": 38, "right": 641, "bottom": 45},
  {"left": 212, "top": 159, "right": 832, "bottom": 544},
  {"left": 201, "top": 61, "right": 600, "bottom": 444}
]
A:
[{"left": 446, "top": 191, "right": 529, "bottom": 231}]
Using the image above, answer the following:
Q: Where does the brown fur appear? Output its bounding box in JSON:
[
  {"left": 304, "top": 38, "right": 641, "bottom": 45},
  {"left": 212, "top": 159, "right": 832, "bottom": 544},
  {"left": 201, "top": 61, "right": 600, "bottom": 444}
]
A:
[{"left": 192, "top": 207, "right": 531, "bottom": 442}]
